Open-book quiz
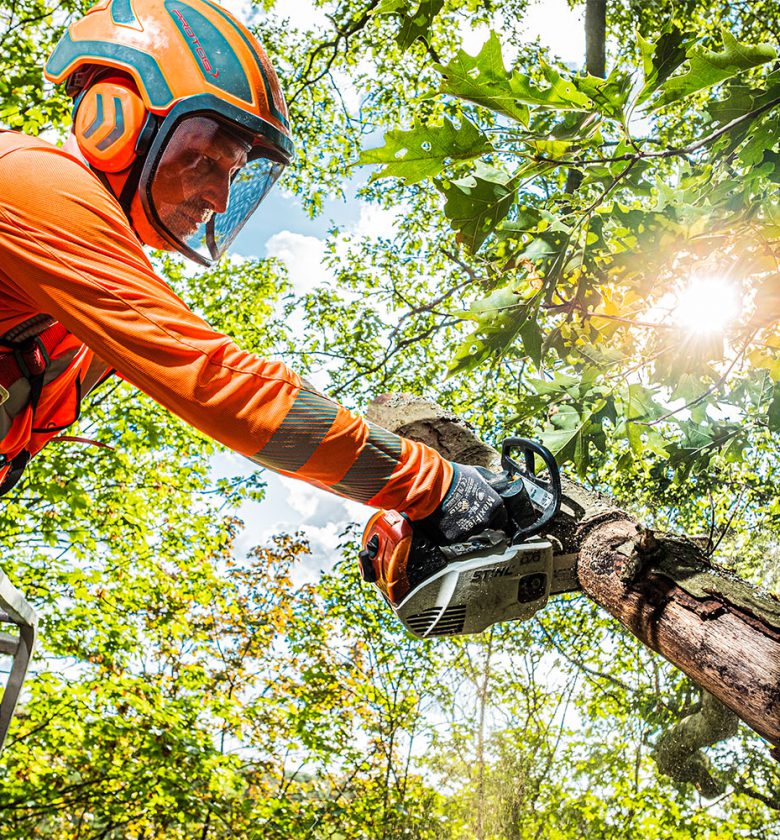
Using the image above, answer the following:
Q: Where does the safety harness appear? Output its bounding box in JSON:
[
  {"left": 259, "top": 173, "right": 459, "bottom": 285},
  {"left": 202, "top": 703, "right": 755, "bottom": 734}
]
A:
[{"left": 0, "top": 317, "right": 77, "bottom": 495}]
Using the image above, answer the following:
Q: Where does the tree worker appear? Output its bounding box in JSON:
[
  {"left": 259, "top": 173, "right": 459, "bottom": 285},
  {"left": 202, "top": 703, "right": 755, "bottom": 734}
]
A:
[{"left": 0, "top": 0, "right": 507, "bottom": 598}]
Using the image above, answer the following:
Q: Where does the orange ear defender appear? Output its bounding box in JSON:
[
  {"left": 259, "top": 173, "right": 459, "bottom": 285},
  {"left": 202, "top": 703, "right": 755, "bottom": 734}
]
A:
[{"left": 73, "top": 75, "right": 154, "bottom": 173}]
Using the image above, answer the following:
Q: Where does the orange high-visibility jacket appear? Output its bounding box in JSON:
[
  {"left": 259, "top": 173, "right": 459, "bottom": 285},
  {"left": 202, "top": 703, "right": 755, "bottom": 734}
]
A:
[{"left": 0, "top": 131, "right": 452, "bottom": 517}]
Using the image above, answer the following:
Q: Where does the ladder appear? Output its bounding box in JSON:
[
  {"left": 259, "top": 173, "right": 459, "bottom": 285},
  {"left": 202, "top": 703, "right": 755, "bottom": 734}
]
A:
[{"left": 0, "top": 569, "right": 37, "bottom": 753}]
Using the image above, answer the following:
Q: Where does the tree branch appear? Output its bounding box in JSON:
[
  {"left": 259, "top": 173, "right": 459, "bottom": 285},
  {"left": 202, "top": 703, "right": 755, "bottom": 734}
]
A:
[
  {"left": 652, "top": 689, "right": 739, "bottom": 798},
  {"left": 528, "top": 95, "right": 780, "bottom": 169}
]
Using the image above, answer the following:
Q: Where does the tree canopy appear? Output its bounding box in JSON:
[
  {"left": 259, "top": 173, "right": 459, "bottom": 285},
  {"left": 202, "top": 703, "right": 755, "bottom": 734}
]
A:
[{"left": 0, "top": 0, "right": 778, "bottom": 836}]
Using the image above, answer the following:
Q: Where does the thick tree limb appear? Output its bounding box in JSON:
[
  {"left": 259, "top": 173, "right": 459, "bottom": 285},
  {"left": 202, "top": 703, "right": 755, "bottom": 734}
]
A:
[
  {"left": 652, "top": 690, "right": 739, "bottom": 798},
  {"left": 366, "top": 393, "right": 780, "bottom": 782}
]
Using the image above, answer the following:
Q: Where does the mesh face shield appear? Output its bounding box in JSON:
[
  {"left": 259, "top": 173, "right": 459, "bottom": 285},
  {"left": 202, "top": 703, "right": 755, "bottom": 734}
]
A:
[{"left": 140, "top": 113, "right": 285, "bottom": 264}]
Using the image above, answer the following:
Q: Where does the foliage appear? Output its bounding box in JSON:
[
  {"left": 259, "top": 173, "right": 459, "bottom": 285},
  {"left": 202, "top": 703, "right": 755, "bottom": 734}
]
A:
[
  {"left": 360, "top": 12, "right": 780, "bottom": 487},
  {"left": 2, "top": 531, "right": 778, "bottom": 837}
]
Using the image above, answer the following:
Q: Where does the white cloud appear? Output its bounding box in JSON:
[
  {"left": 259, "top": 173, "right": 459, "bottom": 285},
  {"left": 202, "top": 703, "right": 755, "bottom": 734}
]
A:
[
  {"left": 351, "top": 202, "right": 403, "bottom": 240},
  {"left": 220, "top": 0, "right": 332, "bottom": 31},
  {"left": 458, "top": 0, "right": 585, "bottom": 68},
  {"left": 265, "top": 203, "right": 407, "bottom": 304},
  {"left": 279, "top": 474, "right": 373, "bottom": 528},
  {"left": 523, "top": 0, "right": 585, "bottom": 66},
  {"left": 228, "top": 471, "right": 371, "bottom": 584},
  {"left": 219, "top": 463, "right": 371, "bottom": 543},
  {"left": 269, "top": 0, "right": 333, "bottom": 30},
  {"left": 265, "top": 230, "right": 333, "bottom": 296}
]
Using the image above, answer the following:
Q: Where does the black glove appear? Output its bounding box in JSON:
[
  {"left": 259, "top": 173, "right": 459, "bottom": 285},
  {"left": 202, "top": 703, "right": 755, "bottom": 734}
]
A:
[{"left": 415, "top": 463, "right": 507, "bottom": 545}]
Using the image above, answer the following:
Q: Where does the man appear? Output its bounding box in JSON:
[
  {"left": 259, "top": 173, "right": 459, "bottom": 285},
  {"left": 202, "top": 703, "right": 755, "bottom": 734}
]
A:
[{"left": 0, "top": 0, "right": 506, "bottom": 595}]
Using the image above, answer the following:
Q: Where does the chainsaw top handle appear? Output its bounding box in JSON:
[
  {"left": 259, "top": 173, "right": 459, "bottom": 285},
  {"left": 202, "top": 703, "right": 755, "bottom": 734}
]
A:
[{"left": 500, "top": 437, "right": 561, "bottom": 541}]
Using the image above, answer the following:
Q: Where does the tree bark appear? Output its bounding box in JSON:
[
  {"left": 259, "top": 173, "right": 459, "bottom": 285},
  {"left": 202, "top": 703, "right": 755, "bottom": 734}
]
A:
[
  {"left": 565, "top": 0, "right": 607, "bottom": 193},
  {"left": 366, "top": 394, "right": 780, "bottom": 773},
  {"left": 585, "top": 0, "right": 607, "bottom": 78}
]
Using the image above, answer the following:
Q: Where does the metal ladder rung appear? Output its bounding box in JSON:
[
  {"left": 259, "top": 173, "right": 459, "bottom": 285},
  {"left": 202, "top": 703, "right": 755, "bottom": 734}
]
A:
[
  {"left": 0, "top": 630, "right": 19, "bottom": 656},
  {"left": 0, "top": 569, "right": 37, "bottom": 754}
]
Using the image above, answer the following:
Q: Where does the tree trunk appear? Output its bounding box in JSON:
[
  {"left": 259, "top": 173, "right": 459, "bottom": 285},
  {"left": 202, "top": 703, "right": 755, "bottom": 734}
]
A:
[
  {"left": 585, "top": 0, "right": 607, "bottom": 78},
  {"left": 566, "top": 0, "right": 607, "bottom": 193},
  {"left": 366, "top": 394, "right": 780, "bottom": 774}
]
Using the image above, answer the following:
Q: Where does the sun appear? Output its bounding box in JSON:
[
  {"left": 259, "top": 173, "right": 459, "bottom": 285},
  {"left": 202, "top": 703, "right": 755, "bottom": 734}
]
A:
[{"left": 673, "top": 276, "right": 740, "bottom": 334}]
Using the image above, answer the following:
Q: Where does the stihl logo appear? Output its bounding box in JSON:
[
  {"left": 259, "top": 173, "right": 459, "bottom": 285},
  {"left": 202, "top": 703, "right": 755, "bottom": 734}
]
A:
[
  {"left": 173, "top": 9, "right": 219, "bottom": 79},
  {"left": 472, "top": 567, "right": 512, "bottom": 582}
]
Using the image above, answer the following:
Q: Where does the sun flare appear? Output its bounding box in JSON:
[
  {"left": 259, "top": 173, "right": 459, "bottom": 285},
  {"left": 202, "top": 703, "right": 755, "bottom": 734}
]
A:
[{"left": 674, "top": 276, "right": 740, "bottom": 334}]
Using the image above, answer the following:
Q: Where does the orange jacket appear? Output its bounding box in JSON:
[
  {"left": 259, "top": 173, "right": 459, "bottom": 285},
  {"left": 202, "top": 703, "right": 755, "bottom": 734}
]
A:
[{"left": 0, "top": 131, "right": 452, "bottom": 517}]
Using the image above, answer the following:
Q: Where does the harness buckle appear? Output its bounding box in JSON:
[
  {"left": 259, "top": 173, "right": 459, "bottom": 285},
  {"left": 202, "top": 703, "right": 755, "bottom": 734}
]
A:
[{"left": 14, "top": 336, "right": 50, "bottom": 380}]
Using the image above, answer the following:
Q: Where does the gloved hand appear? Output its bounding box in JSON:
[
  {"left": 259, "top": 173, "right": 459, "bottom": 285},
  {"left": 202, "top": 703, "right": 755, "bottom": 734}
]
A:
[{"left": 414, "top": 463, "right": 507, "bottom": 545}]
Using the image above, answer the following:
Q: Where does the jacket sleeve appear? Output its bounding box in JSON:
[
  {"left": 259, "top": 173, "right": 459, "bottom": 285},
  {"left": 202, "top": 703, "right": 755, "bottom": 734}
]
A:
[{"left": 0, "top": 142, "right": 452, "bottom": 519}]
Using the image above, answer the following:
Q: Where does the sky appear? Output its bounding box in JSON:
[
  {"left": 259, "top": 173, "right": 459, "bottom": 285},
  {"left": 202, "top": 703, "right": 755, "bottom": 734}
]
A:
[{"left": 215, "top": 0, "right": 587, "bottom": 581}]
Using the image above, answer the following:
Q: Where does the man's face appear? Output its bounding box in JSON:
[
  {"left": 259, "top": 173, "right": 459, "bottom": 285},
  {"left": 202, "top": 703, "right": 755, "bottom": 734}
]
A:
[{"left": 151, "top": 116, "right": 249, "bottom": 240}]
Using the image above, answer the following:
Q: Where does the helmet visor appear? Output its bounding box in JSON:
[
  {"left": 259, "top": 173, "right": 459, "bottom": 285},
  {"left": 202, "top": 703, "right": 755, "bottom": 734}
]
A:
[{"left": 146, "top": 115, "right": 285, "bottom": 263}]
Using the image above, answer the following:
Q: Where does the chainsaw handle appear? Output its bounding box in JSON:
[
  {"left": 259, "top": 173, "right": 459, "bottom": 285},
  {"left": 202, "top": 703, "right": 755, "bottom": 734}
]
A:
[{"left": 500, "top": 437, "right": 561, "bottom": 540}]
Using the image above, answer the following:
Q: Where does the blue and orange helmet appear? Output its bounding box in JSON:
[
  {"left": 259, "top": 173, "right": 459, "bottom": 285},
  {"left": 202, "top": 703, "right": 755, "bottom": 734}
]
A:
[{"left": 45, "top": 0, "right": 294, "bottom": 264}]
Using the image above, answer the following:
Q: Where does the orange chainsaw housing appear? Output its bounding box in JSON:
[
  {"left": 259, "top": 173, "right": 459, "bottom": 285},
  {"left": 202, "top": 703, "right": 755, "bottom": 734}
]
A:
[{"left": 359, "top": 510, "right": 414, "bottom": 606}]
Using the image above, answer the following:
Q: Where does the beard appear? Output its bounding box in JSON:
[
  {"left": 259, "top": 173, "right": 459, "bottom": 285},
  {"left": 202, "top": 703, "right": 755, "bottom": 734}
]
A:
[{"left": 158, "top": 198, "right": 215, "bottom": 240}]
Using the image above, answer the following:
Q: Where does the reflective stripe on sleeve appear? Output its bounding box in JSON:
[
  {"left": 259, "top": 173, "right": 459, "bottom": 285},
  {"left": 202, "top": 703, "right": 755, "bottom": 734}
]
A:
[
  {"left": 331, "top": 422, "right": 403, "bottom": 503},
  {"left": 252, "top": 388, "right": 339, "bottom": 473}
]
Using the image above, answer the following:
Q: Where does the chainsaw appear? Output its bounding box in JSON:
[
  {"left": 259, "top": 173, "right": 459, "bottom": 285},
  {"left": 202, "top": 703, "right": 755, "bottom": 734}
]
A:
[{"left": 358, "top": 438, "right": 579, "bottom": 638}]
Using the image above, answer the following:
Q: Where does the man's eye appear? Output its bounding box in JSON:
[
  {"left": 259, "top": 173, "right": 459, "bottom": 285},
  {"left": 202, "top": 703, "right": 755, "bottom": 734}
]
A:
[
  {"left": 194, "top": 156, "right": 216, "bottom": 174},
  {"left": 181, "top": 153, "right": 218, "bottom": 176}
]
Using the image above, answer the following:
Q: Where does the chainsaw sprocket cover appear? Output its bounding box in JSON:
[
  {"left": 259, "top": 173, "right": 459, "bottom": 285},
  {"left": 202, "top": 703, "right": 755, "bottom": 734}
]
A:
[{"left": 396, "top": 538, "right": 554, "bottom": 638}]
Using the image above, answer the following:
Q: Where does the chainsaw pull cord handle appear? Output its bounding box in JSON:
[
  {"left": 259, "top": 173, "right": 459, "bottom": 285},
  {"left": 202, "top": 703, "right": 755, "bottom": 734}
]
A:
[{"left": 500, "top": 437, "right": 561, "bottom": 541}]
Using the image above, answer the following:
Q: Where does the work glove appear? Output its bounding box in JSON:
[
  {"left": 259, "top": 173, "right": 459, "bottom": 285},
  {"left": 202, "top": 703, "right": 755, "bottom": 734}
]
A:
[{"left": 414, "top": 463, "right": 507, "bottom": 545}]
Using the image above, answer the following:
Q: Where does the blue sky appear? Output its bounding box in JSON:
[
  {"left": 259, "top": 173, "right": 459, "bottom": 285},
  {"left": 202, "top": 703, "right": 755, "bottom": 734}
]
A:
[{"left": 231, "top": 184, "right": 363, "bottom": 259}]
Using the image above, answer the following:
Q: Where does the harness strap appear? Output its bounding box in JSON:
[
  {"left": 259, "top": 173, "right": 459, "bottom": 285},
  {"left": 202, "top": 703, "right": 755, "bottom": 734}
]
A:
[
  {"left": 0, "top": 322, "right": 69, "bottom": 405},
  {"left": 0, "top": 320, "right": 117, "bottom": 498},
  {"left": 1, "top": 313, "right": 56, "bottom": 343}
]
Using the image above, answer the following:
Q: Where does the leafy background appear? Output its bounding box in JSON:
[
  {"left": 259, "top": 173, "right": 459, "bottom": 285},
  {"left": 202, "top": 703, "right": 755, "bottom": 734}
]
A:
[{"left": 0, "top": 0, "right": 779, "bottom": 836}]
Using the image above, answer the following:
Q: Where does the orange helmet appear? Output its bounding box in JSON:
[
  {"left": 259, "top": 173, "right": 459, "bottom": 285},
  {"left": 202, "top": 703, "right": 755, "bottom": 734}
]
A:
[{"left": 45, "top": 0, "right": 294, "bottom": 265}]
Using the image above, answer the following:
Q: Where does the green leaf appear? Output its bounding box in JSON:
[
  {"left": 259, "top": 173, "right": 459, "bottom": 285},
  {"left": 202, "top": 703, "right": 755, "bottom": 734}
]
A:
[
  {"left": 519, "top": 316, "right": 544, "bottom": 367},
  {"left": 636, "top": 25, "right": 688, "bottom": 104},
  {"left": 447, "top": 283, "right": 528, "bottom": 376},
  {"left": 623, "top": 383, "right": 666, "bottom": 421},
  {"left": 616, "top": 385, "right": 669, "bottom": 457},
  {"left": 395, "top": 0, "right": 444, "bottom": 51},
  {"left": 643, "top": 427, "right": 671, "bottom": 458},
  {"left": 372, "top": 0, "right": 409, "bottom": 14},
  {"left": 437, "top": 161, "right": 516, "bottom": 251},
  {"left": 670, "top": 374, "right": 709, "bottom": 404},
  {"left": 435, "top": 32, "right": 596, "bottom": 124},
  {"left": 434, "top": 33, "right": 529, "bottom": 123},
  {"left": 358, "top": 118, "right": 492, "bottom": 184},
  {"left": 737, "top": 116, "right": 780, "bottom": 166},
  {"left": 521, "top": 111, "right": 603, "bottom": 158},
  {"left": 572, "top": 67, "right": 632, "bottom": 121},
  {"left": 541, "top": 400, "right": 606, "bottom": 472},
  {"left": 529, "top": 372, "right": 581, "bottom": 397},
  {"left": 650, "top": 29, "right": 776, "bottom": 111},
  {"left": 768, "top": 384, "right": 780, "bottom": 432}
]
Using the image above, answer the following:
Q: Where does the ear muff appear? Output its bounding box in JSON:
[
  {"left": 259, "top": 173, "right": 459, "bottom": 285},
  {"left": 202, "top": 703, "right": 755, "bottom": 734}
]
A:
[{"left": 73, "top": 76, "right": 149, "bottom": 173}]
